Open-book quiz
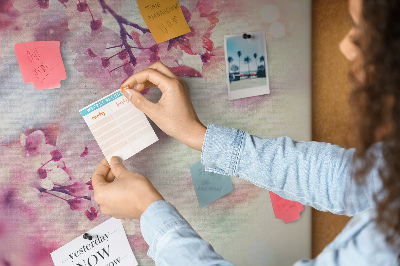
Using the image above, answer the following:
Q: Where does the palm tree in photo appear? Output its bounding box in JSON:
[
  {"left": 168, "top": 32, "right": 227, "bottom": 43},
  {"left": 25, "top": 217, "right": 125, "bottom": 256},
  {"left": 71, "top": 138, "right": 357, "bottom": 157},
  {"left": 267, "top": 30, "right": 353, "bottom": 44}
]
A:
[
  {"left": 244, "top": 56, "right": 251, "bottom": 78},
  {"left": 231, "top": 64, "right": 239, "bottom": 73},
  {"left": 253, "top": 53, "right": 258, "bottom": 72},
  {"left": 260, "top": 55, "right": 265, "bottom": 71},
  {"left": 258, "top": 55, "right": 266, "bottom": 77},
  {"left": 228, "top": 56, "right": 233, "bottom": 74},
  {"left": 237, "top": 51, "right": 242, "bottom": 78}
]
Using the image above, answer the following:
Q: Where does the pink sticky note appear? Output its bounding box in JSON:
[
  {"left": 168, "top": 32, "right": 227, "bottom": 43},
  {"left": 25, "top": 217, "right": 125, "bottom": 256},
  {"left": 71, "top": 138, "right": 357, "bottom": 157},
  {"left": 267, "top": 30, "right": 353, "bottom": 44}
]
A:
[
  {"left": 14, "top": 41, "right": 66, "bottom": 90},
  {"left": 269, "top": 191, "right": 304, "bottom": 224}
]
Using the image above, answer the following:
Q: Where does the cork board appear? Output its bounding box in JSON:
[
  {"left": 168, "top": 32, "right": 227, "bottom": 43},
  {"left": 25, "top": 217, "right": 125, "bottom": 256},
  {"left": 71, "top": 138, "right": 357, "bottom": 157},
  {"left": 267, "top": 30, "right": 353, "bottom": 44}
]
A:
[{"left": 312, "top": 0, "right": 353, "bottom": 258}]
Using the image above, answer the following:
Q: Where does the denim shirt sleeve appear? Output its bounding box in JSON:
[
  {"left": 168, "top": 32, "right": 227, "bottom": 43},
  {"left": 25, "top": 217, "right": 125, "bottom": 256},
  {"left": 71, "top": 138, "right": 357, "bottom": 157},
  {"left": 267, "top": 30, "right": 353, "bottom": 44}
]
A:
[
  {"left": 140, "top": 200, "right": 235, "bottom": 265},
  {"left": 201, "top": 124, "right": 382, "bottom": 216}
]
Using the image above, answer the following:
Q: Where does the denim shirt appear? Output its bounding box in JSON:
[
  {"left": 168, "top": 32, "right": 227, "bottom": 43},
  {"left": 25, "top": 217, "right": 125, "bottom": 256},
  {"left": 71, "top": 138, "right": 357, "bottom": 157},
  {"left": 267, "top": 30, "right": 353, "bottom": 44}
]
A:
[{"left": 140, "top": 124, "right": 399, "bottom": 265}]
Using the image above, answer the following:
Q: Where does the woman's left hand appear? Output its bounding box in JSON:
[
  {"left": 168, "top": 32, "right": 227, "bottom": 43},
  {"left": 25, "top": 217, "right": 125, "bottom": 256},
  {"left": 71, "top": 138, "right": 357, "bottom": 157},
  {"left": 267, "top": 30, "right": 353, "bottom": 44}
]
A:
[{"left": 91, "top": 157, "right": 164, "bottom": 219}]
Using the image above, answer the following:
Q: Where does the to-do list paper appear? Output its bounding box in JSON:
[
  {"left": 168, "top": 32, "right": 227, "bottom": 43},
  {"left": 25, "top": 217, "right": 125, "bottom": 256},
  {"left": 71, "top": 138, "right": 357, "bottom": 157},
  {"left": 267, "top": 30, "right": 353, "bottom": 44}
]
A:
[{"left": 79, "top": 90, "right": 158, "bottom": 161}]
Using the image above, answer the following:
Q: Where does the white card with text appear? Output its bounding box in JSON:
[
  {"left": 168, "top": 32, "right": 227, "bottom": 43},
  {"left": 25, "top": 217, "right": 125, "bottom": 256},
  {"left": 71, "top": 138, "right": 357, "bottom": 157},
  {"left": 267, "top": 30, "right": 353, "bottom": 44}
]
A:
[{"left": 51, "top": 218, "right": 137, "bottom": 266}]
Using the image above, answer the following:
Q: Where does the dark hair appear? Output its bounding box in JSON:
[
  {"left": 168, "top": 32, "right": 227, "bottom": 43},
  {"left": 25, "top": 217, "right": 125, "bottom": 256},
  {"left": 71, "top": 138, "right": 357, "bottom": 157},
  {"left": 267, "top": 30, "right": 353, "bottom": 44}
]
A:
[{"left": 349, "top": 0, "right": 400, "bottom": 256}]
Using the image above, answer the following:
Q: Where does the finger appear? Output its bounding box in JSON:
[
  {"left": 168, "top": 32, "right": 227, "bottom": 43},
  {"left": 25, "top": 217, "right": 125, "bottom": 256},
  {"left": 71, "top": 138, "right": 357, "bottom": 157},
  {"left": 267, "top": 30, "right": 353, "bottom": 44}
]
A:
[
  {"left": 92, "top": 158, "right": 110, "bottom": 189},
  {"left": 121, "top": 68, "right": 172, "bottom": 94},
  {"left": 109, "top": 156, "right": 129, "bottom": 179},
  {"left": 105, "top": 169, "right": 116, "bottom": 183},
  {"left": 147, "top": 61, "right": 177, "bottom": 79},
  {"left": 121, "top": 88, "right": 158, "bottom": 116},
  {"left": 135, "top": 81, "right": 156, "bottom": 92},
  {"left": 132, "top": 61, "right": 178, "bottom": 92}
]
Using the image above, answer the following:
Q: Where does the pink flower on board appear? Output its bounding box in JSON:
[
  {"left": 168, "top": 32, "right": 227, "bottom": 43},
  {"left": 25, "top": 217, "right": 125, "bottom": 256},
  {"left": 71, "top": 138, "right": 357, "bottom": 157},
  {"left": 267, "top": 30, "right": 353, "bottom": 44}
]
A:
[
  {"left": 69, "top": 27, "right": 136, "bottom": 91},
  {"left": 0, "top": 198, "right": 58, "bottom": 265},
  {"left": 12, "top": 0, "right": 48, "bottom": 29},
  {"left": 85, "top": 207, "right": 98, "bottom": 221},
  {"left": 63, "top": 0, "right": 103, "bottom": 31},
  {"left": 170, "top": 2, "right": 219, "bottom": 56},
  {"left": 63, "top": 182, "right": 87, "bottom": 198},
  {"left": 67, "top": 197, "right": 85, "bottom": 211},
  {"left": 70, "top": 27, "right": 120, "bottom": 57},
  {"left": 20, "top": 130, "right": 46, "bottom": 157},
  {"left": 0, "top": 0, "right": 18, "bottom": 34}
]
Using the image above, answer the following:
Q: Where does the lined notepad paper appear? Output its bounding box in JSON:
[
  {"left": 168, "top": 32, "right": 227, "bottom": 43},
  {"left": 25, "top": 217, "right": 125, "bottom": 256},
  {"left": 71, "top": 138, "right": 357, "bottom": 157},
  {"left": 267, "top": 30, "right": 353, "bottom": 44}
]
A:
[{"left": 79, "top": 90, "right": 158, "bottom": 161}]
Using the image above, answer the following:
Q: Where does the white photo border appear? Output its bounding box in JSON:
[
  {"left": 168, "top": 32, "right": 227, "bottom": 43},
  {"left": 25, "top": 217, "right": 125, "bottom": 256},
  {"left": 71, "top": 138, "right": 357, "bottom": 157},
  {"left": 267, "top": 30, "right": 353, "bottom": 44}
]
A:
[{"left": 224, "top": 31, "right": 270, "bottom": 100}]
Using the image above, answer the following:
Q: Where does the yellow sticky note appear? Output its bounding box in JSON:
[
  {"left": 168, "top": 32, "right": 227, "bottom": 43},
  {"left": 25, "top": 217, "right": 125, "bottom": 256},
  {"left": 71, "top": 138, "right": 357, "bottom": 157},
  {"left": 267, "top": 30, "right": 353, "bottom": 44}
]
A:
[{"left": 137, "top": 0, "right": 191, "bottom": 44}]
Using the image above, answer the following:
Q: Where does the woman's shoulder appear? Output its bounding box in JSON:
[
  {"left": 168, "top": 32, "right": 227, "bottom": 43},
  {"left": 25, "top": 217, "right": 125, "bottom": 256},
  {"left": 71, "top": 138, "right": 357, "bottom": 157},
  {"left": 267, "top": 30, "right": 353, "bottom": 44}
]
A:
[{"left": 323, "top": 209, "right": 399, "bottom": 265}]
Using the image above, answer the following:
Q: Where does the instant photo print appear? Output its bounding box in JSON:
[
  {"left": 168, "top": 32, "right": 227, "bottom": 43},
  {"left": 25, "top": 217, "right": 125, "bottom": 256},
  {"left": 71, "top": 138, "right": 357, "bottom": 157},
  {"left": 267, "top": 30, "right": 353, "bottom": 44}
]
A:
[{"left": 224, "top": 31, "right": 270, "bottom": 100}]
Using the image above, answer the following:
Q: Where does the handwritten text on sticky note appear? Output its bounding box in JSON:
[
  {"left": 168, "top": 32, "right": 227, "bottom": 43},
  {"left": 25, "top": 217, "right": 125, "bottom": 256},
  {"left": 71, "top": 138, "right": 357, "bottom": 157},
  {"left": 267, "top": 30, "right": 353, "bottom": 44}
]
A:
[
  {"left": 14, "top": 41, "right": 66, "bottom": 90},
  {"left": 137, "top": 0, "right": 191, "bottom": 44},
  {"left": 269, "top": 191, "right": 304, "bottom": 224},
  {"left": 190, "top": 161, "right": 233, "bottom": 208}
]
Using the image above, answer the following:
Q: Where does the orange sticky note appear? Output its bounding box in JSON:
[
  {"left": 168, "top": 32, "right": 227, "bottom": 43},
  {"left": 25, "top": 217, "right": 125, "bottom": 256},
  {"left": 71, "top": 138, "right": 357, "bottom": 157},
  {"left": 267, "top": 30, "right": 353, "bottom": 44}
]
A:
[
  {"left": 137, "top": 0, "right": 191, "bottom": 44},
  {"left": 14, "top": 41, "right": 67, "bottom": 90},
  {"left": 269, "top": 191, "right": 304, "bottom": 224}
]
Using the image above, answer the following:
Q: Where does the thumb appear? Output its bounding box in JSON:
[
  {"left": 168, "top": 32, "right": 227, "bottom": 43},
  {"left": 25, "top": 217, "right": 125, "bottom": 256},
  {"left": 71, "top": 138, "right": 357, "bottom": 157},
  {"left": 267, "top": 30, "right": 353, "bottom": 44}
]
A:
[
  {"left": 122, "top": 88, "right": 155, "bottom": 116},
  {"left": 109, "top": 156, "right": 128, "bottom": 178}
]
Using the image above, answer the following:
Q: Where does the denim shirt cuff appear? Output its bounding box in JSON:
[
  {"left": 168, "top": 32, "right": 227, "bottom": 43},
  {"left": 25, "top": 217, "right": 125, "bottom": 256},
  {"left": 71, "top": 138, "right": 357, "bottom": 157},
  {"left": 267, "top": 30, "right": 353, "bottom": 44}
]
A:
[
  {"left": 201, "top": 124, "right": 245, "bottom": 176},
  {"left": 140, "top": 200, "right": 191, "bottom": 260}
]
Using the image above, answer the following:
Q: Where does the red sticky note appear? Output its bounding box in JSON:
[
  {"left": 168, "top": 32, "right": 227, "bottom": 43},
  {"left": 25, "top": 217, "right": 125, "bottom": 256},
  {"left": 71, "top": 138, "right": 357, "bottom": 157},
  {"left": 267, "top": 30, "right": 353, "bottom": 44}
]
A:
[
  {"left": 14, "top": 41, "right": 66, "bottom": 90},
  {"left": 269, "top": 191, "right": 304, "bottom": 224}
]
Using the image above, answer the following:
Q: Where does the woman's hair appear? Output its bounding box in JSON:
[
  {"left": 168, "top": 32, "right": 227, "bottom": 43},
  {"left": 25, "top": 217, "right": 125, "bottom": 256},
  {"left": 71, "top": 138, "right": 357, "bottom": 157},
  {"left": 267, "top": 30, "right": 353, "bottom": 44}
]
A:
[{"left": 350, "top": 0, "right": 400, "bottom": 255}]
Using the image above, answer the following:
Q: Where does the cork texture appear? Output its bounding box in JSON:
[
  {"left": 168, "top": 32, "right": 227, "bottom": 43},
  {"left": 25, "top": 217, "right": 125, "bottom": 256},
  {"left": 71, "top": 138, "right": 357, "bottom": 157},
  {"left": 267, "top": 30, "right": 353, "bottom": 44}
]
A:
[{"left": 312, "top": 0, "right": 353, "bottom": 258}]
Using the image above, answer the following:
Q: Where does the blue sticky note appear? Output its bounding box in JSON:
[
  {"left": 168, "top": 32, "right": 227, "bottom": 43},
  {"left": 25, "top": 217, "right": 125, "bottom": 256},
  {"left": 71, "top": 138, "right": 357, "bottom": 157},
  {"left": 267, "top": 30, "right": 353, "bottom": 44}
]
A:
[{"left": 190, "top": 161, "right": 234, "bottom": 208}]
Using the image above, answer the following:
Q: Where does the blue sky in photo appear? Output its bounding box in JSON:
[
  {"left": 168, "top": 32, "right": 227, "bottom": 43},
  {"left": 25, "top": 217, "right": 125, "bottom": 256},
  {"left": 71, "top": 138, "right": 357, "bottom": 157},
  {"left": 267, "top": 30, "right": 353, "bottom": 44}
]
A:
[{"left": 226, "top": 32, "right": 266, "bottom": 73}]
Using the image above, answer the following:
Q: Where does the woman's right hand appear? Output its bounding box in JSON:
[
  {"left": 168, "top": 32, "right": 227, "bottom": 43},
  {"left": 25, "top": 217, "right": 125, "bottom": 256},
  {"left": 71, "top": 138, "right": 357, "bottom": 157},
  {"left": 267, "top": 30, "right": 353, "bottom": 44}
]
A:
[{"left": 120, "top": 61, "right": 207, "bottom": 151}]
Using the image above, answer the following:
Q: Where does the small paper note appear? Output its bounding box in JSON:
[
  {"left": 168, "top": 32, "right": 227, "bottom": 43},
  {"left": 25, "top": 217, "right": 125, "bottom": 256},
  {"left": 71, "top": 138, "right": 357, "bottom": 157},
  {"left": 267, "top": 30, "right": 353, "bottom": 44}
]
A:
[
  {"left": 137, "top": 0, "right": 191, "bottom": 44},
  {"left": 51, "top": 218, "right": 137, "bottom": 266},
  {"left": 14, "top": 41, "right": 66, "bottom": 90},
  {"left": 190, "top": 161, "right": 233, "bottom": 208},
  {"left": 79, "top": 90, "right": 158, "bottom": 162},
  {"left": 269, "top": 191, "right": 304, "bottom": 224}
]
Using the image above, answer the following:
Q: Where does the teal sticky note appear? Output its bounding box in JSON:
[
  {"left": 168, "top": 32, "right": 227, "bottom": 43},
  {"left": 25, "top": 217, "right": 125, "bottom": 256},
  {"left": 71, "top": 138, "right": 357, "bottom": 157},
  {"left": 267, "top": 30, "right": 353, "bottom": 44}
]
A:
[{"left": 190, "top": 161, "right": 234, "bottom": 208}]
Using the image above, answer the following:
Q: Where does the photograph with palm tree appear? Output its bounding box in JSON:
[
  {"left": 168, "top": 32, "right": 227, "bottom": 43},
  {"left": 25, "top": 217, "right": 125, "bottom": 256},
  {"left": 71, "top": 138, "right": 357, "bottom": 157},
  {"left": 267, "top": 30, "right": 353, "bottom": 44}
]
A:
[{"left": 224, "top": 31, "right": 270, "bottom": 100}]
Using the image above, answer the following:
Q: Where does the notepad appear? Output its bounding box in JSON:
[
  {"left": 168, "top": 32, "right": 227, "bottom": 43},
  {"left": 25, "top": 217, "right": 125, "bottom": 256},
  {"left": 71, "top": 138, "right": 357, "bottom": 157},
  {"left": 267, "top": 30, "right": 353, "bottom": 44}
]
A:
[{"left": 79, "top": 90, "right": 158, "bottom": 162}]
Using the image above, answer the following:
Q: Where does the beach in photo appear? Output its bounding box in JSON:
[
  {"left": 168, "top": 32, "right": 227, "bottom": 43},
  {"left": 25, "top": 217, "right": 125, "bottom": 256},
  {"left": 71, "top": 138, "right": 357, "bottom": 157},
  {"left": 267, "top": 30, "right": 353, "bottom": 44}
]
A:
[{"left": 224, "top": 31, "right": 270, "bottom": 100}]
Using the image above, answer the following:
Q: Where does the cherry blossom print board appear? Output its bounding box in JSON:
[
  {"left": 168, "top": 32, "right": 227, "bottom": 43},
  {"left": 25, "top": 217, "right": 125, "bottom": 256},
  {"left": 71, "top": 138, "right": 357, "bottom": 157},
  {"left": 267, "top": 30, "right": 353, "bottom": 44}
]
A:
[
  {"left": 1, "top": 0, "right": 312, "bottom": 265},
  {"left": 51, "top": 218, "right": 138, "bottom": 266},
  {"left": 14, "top": 41, "right": 67, "bottom": 90},
  {"left": 79, "top": 90, "right": 158, "bottom": 162}
]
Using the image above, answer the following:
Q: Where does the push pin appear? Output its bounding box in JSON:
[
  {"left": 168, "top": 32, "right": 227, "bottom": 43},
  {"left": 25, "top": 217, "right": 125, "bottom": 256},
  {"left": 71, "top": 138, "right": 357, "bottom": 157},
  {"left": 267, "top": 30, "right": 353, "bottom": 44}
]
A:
[
  {"left": 83, "top": 233, "right": 93, "bottom": 240},
  {"left": 243, "top": 33, "right": 251, "bottom": 39}
]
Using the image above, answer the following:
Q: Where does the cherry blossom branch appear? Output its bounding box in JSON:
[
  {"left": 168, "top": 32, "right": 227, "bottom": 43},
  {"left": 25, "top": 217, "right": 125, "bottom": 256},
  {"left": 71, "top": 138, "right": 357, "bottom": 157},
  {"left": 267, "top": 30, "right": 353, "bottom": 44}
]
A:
[
  {"left": 98, "top": 0, "right": 150, "bottom": 66},
  {"left": 98, "top": 0, "right": 149, "bottom": 34}
]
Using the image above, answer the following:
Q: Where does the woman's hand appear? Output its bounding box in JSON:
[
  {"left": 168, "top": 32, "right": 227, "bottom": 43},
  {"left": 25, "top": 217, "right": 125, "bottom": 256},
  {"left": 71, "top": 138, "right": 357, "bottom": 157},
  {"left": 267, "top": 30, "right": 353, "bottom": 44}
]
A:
[
  {"left": 91, "top": 157, "right": 164, "bottom": 220},
  {"left": 120, "top": 61, "right": 207, "bottom": 151}
]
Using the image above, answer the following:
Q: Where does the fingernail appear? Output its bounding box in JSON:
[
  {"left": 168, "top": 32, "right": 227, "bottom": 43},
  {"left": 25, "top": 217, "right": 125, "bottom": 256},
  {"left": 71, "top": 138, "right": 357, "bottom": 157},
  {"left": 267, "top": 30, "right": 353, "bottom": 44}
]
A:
[
  {"left": 124, "top": 89, "right": 133, "bottom": 100},
  {"left": 110, "top": 156, "right": 122, "bottom": 165},
  {"left": 120, "top": 84, "right": 130, "bottom": 92}
]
